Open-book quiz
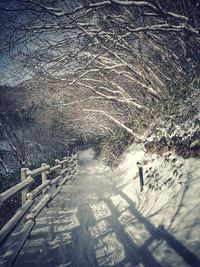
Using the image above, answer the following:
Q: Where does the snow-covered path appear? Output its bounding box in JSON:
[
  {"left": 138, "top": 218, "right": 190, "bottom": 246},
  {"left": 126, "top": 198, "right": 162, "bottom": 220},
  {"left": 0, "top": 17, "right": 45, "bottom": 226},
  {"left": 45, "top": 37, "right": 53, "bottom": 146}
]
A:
[{"left": 14, "top": 149, "right": 200, "bottom": 267}]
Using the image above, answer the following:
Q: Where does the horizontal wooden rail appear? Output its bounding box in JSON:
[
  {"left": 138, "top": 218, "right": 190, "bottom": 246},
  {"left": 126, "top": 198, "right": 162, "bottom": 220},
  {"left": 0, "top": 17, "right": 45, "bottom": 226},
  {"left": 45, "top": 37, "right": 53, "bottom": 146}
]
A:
[
  {"left": 0, "top": 200, "right": 34, "bottom": 247},
  {"left": 0, "top": 147, "right": 79, "bottom": 261},
  {"left": 26, "top": 164, "right": 50, "bottom": 177},
  {"left": 51, "top": 185, "right": 62, "bottom": 199},
  {"left": 0, "top": 176, "right": 34, "bottom": 206},
  {"left": 60, "top": 167, "right": 69, "bottom": 176},
  {"left": 58, "top": 158, "right": 69, "bottom": 164},
  {"left": 26, "top": 194, "right": 51, "bottom": 221},
  {"left": 59, "top": 175, "right": 70, "bottom": 186},
  {"left": 0, "top": 152, "right": 79, "bottom": 207},
  {"left": 0, "top": 219, "right": 35, "bottom": 267},
  {"left": 49, "top": 164, "right": 62, "bottom": 173},
  {"left": 26, "top": 180, "right": 51, "bottom": 200},
  {"left": 71, "top": 161, "right": 78, "bottom": 168},
  {"left": 51, "top": 175, "right": 62, "bottom": 185}
]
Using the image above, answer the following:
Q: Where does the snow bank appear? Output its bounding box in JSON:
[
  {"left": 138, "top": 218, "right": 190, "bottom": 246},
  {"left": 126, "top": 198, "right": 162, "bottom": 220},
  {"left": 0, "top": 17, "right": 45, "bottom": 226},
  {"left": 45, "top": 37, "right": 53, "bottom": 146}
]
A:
[{"left": 111, "top": 143, "right": 200, "bottom": 264}]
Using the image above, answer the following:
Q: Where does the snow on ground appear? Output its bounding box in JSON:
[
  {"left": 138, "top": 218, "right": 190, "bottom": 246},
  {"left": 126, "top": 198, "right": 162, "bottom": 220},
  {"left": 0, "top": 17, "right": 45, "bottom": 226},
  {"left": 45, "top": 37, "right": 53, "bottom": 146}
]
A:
[
  {"left": 13, "top": 147, "right": 200, "bottom": 267},
  {"left": 112, "top": 143, "right": 200, "bottom": 265}
]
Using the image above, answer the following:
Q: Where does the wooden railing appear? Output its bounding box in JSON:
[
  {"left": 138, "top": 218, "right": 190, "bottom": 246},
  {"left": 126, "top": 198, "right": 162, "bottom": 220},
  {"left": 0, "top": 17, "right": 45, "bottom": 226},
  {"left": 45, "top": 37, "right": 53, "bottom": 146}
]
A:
[{"left": 0, "top": 151, "right": 79, "bottom": 266}]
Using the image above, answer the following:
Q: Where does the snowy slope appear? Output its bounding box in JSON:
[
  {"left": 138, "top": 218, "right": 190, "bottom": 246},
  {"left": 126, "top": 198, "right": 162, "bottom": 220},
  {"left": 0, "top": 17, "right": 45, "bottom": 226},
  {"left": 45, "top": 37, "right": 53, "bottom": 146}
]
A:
[{"left": 112, "top": 143, "right": 200, "bottom": 266}]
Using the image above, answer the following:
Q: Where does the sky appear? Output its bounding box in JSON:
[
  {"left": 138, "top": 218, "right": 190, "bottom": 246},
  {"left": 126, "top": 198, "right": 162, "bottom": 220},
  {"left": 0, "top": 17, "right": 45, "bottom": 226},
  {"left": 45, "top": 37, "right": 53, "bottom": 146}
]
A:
[
  {"left": 0, "top": 0, "right": 18, "bottom": 86},
  {"left": 0, "top": 0, "right": 83, "bottom": 86}
]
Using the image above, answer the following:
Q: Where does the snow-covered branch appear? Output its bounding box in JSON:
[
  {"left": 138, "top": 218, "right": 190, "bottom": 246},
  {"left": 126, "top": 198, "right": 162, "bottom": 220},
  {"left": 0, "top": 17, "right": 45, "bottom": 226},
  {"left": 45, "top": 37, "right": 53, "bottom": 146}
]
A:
[{"left": 84, "top": 109, "right": 141, "bottom": 140}]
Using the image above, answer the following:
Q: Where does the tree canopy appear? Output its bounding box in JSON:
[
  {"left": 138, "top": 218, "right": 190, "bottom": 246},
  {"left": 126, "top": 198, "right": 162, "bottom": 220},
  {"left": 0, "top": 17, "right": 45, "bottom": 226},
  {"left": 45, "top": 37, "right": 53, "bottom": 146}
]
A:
[{"left": 0, "top": 0, "right": 199, "bottom": 137}]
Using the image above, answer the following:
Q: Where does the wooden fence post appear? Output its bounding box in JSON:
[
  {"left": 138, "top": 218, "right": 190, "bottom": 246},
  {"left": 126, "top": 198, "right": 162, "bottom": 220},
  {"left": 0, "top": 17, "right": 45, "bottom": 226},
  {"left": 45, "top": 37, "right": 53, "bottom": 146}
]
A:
[
  {"left": 137, "top": 161, "right": 144, "bottom": 192},
  {"left": 63, "top": 157, "right": 67, "bottom": 169},
  {"left": 41, "top": 163, "right": 48, "bottom": 194},
  {"left": 55, "top": 159, "right": 60, "bottom": 165},
  {"left": 55, "top": 159, "right": 61, "bottom": 187},
  {"left": 21, "top": 168, "right": 29, "bottom": 205}
]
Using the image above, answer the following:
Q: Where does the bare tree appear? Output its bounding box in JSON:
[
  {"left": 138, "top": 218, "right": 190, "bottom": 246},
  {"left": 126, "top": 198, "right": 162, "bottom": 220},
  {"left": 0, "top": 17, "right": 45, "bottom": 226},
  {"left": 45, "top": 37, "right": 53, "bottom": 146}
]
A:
[{"left": 0, "top": 0, "right": 199, "bottom": 138}]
